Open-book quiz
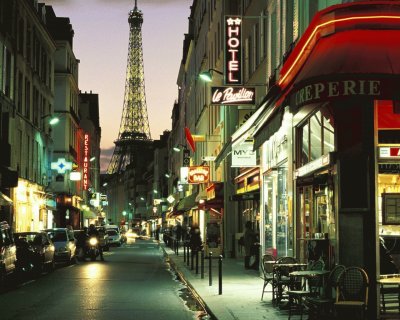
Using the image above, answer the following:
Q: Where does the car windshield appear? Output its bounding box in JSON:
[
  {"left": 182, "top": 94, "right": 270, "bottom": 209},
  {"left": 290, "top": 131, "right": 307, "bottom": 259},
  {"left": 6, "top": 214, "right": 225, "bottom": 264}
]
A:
[
  {"left": 107, "top": 230, "right": 117, "bottom": 236},
  {"left": 48, "top": 231, "right": 67, "bottom": 242}
]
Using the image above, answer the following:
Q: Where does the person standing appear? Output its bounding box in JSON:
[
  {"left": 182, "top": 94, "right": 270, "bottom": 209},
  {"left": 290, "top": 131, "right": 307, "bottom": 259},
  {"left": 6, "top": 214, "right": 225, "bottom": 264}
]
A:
[
  {"left": 189, "top": 224, "right": 202, "bottom": 253},
  {"left": 175, "top": 222, "right": 182, "bottom": 246},
  {"left": 243, "top": 221, "right": 258, "bottom": 270}
]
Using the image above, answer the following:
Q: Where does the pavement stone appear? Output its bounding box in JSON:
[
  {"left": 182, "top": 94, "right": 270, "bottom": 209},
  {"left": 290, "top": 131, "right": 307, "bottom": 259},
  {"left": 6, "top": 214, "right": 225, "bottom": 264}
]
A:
[{"left": 161, "top": 243, "right": 289, "bottom": 320}]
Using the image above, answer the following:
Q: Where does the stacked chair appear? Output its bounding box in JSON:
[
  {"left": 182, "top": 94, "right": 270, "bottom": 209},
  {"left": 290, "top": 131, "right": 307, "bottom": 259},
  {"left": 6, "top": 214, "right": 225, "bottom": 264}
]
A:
[{"left": 260, "top": 254, "right": 276, "bottom": 301}]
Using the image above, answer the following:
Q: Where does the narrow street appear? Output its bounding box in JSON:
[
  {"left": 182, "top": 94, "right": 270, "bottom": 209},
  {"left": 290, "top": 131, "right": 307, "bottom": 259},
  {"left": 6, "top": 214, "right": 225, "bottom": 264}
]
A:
[{"left": 0, "top": 240, "right": 206, "bottom": 320}]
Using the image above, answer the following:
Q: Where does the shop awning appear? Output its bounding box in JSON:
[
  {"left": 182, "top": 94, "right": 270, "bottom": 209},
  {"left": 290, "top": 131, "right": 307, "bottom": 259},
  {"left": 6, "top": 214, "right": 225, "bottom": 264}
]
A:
[
  {"left": 177, "top": 192, "right": 198, "bottom": 212},
  {"left": 252, "top": 107, "right": 284, "bottom": 150},
  {"left": 83, "top": 209, "right": 97, "bottom": 219},
  {"left": 0, "top": 192, "right": 13, "bottom": 206},
  {"left": 215, "top": 104, "right": 267, "bottom": 168}
]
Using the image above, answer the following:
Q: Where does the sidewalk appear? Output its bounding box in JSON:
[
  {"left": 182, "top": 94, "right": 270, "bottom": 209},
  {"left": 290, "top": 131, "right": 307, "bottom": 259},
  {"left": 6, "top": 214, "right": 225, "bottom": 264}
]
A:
[{"left": 161, "top": 243, "right": 288, "bottom": 320}]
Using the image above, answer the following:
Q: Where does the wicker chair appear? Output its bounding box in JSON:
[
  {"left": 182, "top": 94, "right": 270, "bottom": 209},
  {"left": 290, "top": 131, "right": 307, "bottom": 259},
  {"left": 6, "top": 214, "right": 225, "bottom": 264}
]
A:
[
  {"left": 274, "top": 256, "right": 299, "bottom": 305},
  {"left": 307, "top": 264, "right": 346, "bottom": 319},
  {"left": 287, "top": 260, "right": 325, "bottom": 320},
  {"left": 261, "top": 254, "right": 276, "bottom": 301},
  {"left": 334, "top": 267, "right": 369, "bottom": 319}
]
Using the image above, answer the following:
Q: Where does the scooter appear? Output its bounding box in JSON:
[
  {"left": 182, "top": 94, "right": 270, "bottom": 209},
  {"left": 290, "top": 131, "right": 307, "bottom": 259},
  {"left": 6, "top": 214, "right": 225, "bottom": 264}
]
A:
[{"left": 87, "top": 237, "right": 100, "bottom": 261}]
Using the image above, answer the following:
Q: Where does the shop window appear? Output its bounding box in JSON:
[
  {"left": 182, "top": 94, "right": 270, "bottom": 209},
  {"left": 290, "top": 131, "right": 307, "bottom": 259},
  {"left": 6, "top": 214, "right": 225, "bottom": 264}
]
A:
[{"left": 298, "top": 107, "right": 335, "bottom": 167}]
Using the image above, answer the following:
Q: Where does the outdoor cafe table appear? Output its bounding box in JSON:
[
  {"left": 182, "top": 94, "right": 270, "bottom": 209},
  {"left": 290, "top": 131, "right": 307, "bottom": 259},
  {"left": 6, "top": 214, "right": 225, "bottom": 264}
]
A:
[
  {"left": 271, "top": 263, "right": 307, "bottom": 304},
  {"left": 289, "top": 270, "right": 330, "bottom": 292},
  {"left": 377, "top": 275, "right": 400, "bottom": 313}
]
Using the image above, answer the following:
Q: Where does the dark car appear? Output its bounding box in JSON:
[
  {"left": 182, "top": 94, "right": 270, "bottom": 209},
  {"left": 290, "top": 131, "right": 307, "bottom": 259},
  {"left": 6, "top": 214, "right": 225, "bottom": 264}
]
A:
[
  {"left": 0, "top": 221, "right": 17, "bottom": 283},
  {"left": 14, "top": 232, "right": 55, "bottom": 273}
]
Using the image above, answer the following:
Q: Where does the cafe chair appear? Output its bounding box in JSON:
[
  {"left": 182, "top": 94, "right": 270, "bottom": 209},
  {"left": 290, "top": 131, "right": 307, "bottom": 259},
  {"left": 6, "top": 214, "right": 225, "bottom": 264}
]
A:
[
  {"left": 287, "top": 260, "right": 325, "bottom": 320},
  {"left": 334, "top": 266, "right": 369, "bottom": 319},
  {"left": 306, "top": 264, "right": 346, "bottom": 319},
  {"left": 275, "top": 256, "right": 299, "bottom": 305},
  {"left": 261, "top": 254, "right": 276, "bottom": 301}
]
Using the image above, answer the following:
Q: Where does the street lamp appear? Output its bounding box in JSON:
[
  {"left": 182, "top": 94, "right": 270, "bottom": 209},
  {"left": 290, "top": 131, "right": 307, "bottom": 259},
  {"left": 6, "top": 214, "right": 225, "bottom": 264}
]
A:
[
  {"left": 199, "top": 68, "right": 223, "bottom": 82},
  {"left": 41, "top": 114, "right": 60, "bottom": 126},
  {"left": 173, "top": 144, "right": 188, "bottom": 153}
]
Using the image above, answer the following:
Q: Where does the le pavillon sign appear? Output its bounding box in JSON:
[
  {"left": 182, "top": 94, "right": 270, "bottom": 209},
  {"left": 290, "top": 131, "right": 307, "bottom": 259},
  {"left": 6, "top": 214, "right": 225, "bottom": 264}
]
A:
[
  {"left": 211, "top": 86, "right": 255, "bottom": 105},
  {"left": 225, "top": 16, "right": 242, "bottom": 85}
]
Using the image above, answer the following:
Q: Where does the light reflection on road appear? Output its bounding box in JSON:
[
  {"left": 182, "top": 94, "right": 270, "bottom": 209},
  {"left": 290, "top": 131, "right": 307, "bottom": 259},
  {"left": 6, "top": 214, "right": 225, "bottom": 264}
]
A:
[{"left": 84, "top": 263, "right": 103, "bottom": 279}]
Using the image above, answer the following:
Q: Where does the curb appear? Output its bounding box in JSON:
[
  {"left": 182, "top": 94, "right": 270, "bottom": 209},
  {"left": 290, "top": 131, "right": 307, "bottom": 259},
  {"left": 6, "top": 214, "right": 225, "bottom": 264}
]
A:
[{"left": 160, "top": 245, "right": 218, "bottom": 320}]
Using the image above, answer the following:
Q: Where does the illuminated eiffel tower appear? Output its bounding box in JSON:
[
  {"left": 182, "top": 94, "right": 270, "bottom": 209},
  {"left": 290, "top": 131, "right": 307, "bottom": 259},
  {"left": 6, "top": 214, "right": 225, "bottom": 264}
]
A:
[{"left": 107, "top": 0, "right": 152, "bottom": 175}]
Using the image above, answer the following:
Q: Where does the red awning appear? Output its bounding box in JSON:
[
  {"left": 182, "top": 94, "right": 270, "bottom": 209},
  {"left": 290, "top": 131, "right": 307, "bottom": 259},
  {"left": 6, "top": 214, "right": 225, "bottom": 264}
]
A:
[{"left": 293, "top": 29, "right": 400, "bottom": 86}]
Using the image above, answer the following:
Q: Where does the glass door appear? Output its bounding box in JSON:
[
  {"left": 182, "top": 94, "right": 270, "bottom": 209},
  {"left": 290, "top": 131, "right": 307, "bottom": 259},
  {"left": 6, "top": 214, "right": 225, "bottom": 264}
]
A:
[{"left": 297, "top": 185, "right": 313, "bottom": 263}]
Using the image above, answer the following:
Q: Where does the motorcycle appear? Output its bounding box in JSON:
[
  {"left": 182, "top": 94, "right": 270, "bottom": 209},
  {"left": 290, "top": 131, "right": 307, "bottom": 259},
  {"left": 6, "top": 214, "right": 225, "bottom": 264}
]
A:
[{"left": 87, "top": 237, "right": 100, "bottom": 261}]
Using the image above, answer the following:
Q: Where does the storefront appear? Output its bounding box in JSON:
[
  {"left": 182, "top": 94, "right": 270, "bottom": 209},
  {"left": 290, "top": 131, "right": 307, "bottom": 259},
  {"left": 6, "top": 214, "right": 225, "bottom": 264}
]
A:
[{"left": 258, "top": 108, "right": 293, "bottom": 259}]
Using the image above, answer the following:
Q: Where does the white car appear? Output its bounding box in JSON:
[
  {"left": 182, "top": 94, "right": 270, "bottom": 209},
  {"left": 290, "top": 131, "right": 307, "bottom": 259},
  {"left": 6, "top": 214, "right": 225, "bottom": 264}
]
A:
[
  {"left": 45, "top": 228, "right": 76, "bottom": 264},
  {"left": 106, "top": 229, "right": 121, "bottom": 246}
]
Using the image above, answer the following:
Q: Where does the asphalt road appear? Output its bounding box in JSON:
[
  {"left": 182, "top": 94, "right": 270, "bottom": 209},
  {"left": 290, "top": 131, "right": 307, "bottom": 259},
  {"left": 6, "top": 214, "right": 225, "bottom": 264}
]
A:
[{"left": 0, "top": 239, "right": 205, "bottom": 320}]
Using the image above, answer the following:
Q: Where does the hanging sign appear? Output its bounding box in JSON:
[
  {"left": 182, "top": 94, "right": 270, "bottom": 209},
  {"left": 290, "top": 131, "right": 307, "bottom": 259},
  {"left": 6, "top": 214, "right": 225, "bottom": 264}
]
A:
[
  {"left": 379, "top": 146, "right": 400, "bottom": 159},
  {"left": 83, "top": 133, "right": 90, "bottom": 190},
  {"left": 51, "top": 158, "right": 72, "bottom": 174},
  {"left": 188, "top": 166, "right": 210, "bottom": 184},
  {"left": 211, "top": 87, "right": 255, "bottom": 105},
  {"left": 232, "top": 142, "right": 256, "bottom": 167},
  {"left": 225, "top": 16, "right": 242, "bottom": 85}
]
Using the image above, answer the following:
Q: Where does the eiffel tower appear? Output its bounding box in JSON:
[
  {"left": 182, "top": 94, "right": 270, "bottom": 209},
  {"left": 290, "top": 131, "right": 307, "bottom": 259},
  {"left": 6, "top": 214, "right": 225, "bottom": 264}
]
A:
[{"left": 107, "top": 0, "right": 152, "bottom": 175}]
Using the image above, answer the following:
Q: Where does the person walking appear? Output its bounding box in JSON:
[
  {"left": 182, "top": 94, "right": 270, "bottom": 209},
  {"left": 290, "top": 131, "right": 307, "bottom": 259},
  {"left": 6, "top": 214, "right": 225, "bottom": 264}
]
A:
[
  {"left": 189, "top": 224, "right": 202, "bottom": 253},
  {"left": 243, "top": 221, "right": 258, "bottom": 270}
]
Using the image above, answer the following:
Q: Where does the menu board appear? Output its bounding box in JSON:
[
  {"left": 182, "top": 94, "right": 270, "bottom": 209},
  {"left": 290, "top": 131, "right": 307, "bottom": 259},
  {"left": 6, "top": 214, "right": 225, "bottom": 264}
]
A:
[{"left": 383, "top": 193, "right": 400, "bottom": 225}]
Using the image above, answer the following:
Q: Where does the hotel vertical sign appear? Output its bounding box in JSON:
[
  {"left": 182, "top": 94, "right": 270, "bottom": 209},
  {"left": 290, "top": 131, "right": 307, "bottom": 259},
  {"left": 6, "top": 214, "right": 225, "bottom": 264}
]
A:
[
  {"left": 83, "top": 133, "right": 90, "bottom": 190},
  {"left": 225, "top": 16, "right": 242, "bottom": 85}
]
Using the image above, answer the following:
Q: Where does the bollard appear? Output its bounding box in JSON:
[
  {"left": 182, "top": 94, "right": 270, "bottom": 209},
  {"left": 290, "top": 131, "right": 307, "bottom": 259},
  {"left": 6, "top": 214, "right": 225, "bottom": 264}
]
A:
[
  {"left": 186, "top": 243, "right": 190, "bottom": 267},
  {"left": 201, "top": 250, "right": 204, "bottom": 279},
  {"left": 191, "top": 249, "right": 194, "bottom": 270},
  {"left": 195, "top": 250, "right": 199, "bottom": 274},
  {"left": 183, "top": 243, "right": 186, "bottom": 263},
  {"left": 218, "top": 255, "right": 223, "bottom": 295},
  {"left": 209, "top": 252, "right": 212, "bottom": 286},
  {"left": 176, "top": 239, "right": 179, "bottom": 256}
]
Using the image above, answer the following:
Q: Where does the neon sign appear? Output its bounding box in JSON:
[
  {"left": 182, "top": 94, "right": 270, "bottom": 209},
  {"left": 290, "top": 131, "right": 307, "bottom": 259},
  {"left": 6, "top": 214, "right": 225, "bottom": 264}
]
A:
[
  {"left": 83, "top": 133, "right": 90, "bottom": 190},
  {"left": 225, "top": 16, "right": 242, "bottom": 85},
  {"left": 51, "top": 158, "right": 72, "bottom": 174},
  {"left": 188, "top": 166, "right": 210, "bottom": 184},
  {"left": 211, "top": 86, "right": 255, "bottom": 105}
]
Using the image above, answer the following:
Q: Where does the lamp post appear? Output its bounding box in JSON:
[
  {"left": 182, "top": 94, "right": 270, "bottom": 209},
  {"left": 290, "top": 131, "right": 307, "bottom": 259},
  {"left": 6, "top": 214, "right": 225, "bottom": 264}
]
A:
[{"left": 199, "top": 69, "right": 224, "bottom": 82}]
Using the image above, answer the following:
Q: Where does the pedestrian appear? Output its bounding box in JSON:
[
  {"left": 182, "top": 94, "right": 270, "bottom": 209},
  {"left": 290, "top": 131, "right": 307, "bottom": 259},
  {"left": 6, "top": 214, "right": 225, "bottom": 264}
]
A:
[
  {"left": 175, "top": 222, "right": 182, "bottom": 246},
  {"left": 243, "top": 221, "right": 259, "bottom": 270},
  {"left": 155, "top": 225, "right": 160, "bottom": 241},
  {"left": 189, "top": 224, "right": 202, "bottom": 253}
]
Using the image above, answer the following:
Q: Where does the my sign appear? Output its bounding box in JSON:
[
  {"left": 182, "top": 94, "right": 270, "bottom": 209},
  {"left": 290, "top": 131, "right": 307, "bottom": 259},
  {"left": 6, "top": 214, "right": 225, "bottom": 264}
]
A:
[
  {"left": 211, "top": 87, "right": 255, "bottom": 105},
  {"left": 232, "top": 142, "right": 256, "bottom": 167}
]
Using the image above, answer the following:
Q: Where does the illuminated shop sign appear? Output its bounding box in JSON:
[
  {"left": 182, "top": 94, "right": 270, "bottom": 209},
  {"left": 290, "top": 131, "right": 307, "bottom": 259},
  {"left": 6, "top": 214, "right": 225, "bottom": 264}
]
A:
[
  {"left": 225, "top": 16, "right": 242, "bottom": 85},
  {"left": 188, "top": 166, "right": 210, "bottom": 184},
  {"left": 292, "top": 79, "right": 381, "bottom": 107},
  {"left": 232, "top": 142, "right": 256, "bottom": 167},
  {"left": 379, "top": 146, "right": 400, "bottom": 159},
  {"left": 51, "top": 158, "right": 72, "bottom": 174},
  {"left": 295, "top": 153, "right": 330, "bottom": 178},
  {"left": 211, "top": 86, "right": 255, "bottom": 105},
  {"left": 83, "top": 134, "right": 90, "bottom": 190}
]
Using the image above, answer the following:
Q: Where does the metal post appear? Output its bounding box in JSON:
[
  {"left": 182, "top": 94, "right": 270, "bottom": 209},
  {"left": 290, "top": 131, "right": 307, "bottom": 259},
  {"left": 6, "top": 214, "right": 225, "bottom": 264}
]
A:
[
  {"left": 187, "top": 243, "right": 190, "bottom": 267},
  {"left": 195, "top": 250, "right": 199, "bottom": 274},
  {"left": 209, "top": 252, "right": 212, "bottom": 286},
  {"left": 191, "top": 250, "right": 194, "bottom": 270},
  {"left": 176, "top": 239, "right": 179, "bottom": 256},
  {"left": 201, "top": 250, "right": 204, "bottom": 279},
  {"left": 218, "top": 255, "right": 223, "bottom": 295},
  {"left": 183, "top": 243, "right": 186, "bottom": 262}
]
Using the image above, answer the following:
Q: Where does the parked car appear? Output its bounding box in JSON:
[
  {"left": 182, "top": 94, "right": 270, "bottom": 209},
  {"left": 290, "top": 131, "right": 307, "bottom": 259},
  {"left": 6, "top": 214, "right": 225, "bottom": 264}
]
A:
[
  {"left": 0, "top": 221, "right": 17, "bottom": 283},
  {"left": 45, "top": 228, "right": 76, "bottom": 264},
  {"left": 106, "top": 229, "right": 122, "bottom": 246},
  {"left": 14, "top": 232, "right": 55, "bottom": 273}
]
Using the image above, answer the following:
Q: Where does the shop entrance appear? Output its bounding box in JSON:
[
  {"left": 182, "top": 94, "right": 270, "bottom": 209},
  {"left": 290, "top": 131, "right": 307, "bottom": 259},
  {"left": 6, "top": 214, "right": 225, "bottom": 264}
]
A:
[{"left": 296, "top": 178, "right": 335, "bottom": 268}]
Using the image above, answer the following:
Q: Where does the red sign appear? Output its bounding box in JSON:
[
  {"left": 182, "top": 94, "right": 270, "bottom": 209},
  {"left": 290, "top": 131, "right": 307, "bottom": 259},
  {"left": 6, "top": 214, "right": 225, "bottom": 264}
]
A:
[
  {"left": 83, "top": 133, "right": 90, "bottom": 190},
  {"left": 390, "top": 148, "right": 400, "bottom": 157},
  {"left": 185, "top": 127, "right": 196, "bottom": 152},
  {"left": 225, "top": 16, "right": 242, "bottom": 85},
  {"left": 188, "top": 166, "right": 210, "bottom": 184}
]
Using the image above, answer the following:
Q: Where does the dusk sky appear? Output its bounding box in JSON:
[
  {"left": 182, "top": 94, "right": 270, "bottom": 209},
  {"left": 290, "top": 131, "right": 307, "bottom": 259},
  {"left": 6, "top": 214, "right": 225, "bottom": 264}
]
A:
[{"left": 45, "top": 0, "right": 191, "bottom": 172}]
